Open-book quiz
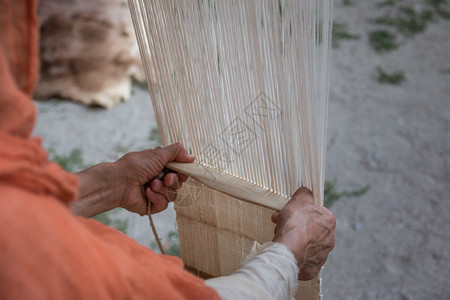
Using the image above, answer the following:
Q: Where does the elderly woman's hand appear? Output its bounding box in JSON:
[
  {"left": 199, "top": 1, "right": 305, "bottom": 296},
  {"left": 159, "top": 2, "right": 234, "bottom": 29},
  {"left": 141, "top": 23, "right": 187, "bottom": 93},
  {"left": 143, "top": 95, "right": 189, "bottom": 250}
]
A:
[
  {"left": 71, "top": 143, "right": 194, "bottom": 218},
  {"left": 272, "top": 187, "right": 336, "bottom": 281},
  {"left": 113, "top": 143, "right": 194, "bottom": 215}
]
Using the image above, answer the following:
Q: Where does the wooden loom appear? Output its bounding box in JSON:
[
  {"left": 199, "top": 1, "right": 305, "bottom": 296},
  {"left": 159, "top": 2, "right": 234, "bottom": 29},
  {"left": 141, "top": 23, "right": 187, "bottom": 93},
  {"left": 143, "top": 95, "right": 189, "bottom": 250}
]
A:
[{"left": 128, "top": 0, "right": 333, "bottom": 299}]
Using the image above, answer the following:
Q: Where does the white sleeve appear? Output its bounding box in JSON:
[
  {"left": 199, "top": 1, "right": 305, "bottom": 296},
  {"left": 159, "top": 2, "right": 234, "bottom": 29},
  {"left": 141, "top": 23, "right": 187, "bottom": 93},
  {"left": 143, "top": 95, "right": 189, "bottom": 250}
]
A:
[{"left": 205, "top": 242, "right": 299, "bottom": 300}]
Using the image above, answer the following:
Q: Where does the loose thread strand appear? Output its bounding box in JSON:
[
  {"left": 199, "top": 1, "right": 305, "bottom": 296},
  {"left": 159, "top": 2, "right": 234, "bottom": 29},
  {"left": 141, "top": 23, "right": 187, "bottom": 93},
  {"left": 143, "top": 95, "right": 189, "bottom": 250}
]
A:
[{"left": 148, "top": 204, "right": 165, "bottom": 255}]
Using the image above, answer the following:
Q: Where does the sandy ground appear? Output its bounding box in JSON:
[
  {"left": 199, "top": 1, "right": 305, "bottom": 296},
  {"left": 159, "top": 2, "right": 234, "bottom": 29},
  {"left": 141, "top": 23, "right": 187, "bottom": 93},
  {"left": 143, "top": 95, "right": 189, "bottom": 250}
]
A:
[
  {"left": 323, "top": 1, "right": 449, "bottom": 299},
  {"left": 33, "top": 0, "right": 449, "bottom": 299}
]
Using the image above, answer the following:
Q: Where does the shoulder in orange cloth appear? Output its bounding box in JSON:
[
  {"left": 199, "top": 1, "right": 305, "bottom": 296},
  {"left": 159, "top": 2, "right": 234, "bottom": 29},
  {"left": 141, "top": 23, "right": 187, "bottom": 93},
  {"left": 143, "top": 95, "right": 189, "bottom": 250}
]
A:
[{"left": 0, "top": 1, "right": 219, "bottom": 299}]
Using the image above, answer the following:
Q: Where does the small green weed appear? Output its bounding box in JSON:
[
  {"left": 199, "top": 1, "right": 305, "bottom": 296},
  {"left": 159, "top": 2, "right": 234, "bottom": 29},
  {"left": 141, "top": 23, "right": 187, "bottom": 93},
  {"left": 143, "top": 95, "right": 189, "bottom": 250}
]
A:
[
  {"left": 324, "top": 179, "right": 370, "bottom": 208},
  {"left": 369, "top": 29, "right": 399, "bottom": 52},
  {"left": 428, "top": 0, "right": 450, "bottom": 19},
  {"left": 373, "top": 6, "right": 434, "bottom": 37},
  {"left": 376, "top": 66, "right": 406, "bottom": 84},
  {"left": 151, "top": 230, "right": 180, "bottom": 257},
  {"left": 369, "top": 1, "right": 449, "bottom": 52},
  {"left": 439, "top": 68, "right": 450, "bottom": 74},
  {"left": 342, "top": 0, "right": 354, "bottom": 5},
  {"left": 49, "top": 148, "right": 87, "bottom": 172},
  {"left": 377, "top": 0, "right": 398, "bottom": 8},
  {"left": 332, "top": 22, "right": 360, "bottom": 48},
  {"left": 94, "top": 210, "right": 129, "bottom": 234}
]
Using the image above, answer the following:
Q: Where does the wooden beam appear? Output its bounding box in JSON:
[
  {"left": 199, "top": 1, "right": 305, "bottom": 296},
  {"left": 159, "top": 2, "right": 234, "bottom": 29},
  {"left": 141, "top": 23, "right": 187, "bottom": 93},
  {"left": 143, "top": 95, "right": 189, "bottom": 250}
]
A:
[{"left": 167, "top": 162, "right": 289, "bottom": 211}]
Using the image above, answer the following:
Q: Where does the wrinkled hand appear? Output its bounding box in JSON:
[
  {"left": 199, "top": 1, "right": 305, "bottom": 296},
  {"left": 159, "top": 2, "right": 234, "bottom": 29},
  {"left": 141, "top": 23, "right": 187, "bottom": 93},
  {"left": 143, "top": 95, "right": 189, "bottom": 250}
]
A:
[
  {"left": 272, "top": 187, "right": 336, "bottom": 281},
  {"left": 112, "top": 143, "right": 194, "bottom": 215}
]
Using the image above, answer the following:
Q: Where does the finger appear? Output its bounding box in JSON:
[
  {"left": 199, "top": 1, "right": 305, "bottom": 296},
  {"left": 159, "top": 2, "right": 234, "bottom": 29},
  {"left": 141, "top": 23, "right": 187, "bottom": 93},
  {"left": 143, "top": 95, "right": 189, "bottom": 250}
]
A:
[
  {"left": 289, "top": 186, "right": 314, "bottom": 205},
  {"left": 177, "top": 173, "right": 189, "bottom": 183},
  {"left": 156, "top": 143, "right": 195, "bottom": 164},
  {"left": 271, "top": 212, "right": 278, "bottom": 224},
  {"left": 146, "top": 187, "right": 169, "bottom": 214},
  {"left": 163, "top": 173, "right": 182, "bottom": 189},
  {"left": 151, "top": 179, "right": 177, "bottom": 202}
]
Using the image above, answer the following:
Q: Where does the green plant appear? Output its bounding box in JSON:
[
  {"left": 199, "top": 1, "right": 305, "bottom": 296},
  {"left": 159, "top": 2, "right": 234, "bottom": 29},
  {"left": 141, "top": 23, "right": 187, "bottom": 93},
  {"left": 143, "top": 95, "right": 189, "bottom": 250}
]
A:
[
  {"left": 427, "top": 0, "right": 450, "bottom": 19},
  {"left": 332, "top": 22, "right": 360, "bottom": 48},
  {"left": 324, "top": 179, "right": 370, "bottom": 208},
  {"left": 369, "top": 29, "right": 399, "bottom": 52},
  {"left": 373, "top": 6, "right": 434, "bottom": 37},
  {"left": 376, "top": 66, "right": 406, "bottom": 84},
  {"left": 342, "top": 0, "right": 354, "bottom": 5},
  {"left": 369, "top": 1, "right": 449, "bottom": 52},
  {"left": 49, "top": 148, "right": 87, "bottom": 172},
  {"left": 377, "top": 0, "right": 397, "bottom": 8},
  {"left": 151, "top": 230, "right": 180, "bottom": 257},
  {"left": 93, "top": 210, "right": 129, "bottom": 234}
]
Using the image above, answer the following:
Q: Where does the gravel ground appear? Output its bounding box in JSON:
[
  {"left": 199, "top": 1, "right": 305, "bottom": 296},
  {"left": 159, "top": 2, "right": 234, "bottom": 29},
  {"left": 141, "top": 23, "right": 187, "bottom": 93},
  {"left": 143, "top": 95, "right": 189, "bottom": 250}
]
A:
[{"left": 33, "top": 0, "right": 450, "bottom": 298}]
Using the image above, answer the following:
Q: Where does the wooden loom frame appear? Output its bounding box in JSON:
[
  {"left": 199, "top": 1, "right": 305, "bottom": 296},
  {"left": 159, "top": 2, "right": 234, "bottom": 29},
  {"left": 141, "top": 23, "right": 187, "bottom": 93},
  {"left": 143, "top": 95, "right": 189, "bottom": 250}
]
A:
[{"left": 128, "top": 1, "right": 333, "bottom": 299}]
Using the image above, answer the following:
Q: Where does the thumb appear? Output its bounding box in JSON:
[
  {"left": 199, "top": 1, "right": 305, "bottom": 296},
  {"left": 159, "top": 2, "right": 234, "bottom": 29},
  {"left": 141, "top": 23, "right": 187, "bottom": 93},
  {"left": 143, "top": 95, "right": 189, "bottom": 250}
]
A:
[
  {"left": 271, "top": 212, "right": 278, "bottom": 224},
  {"left": 289, "top": 187, "right": 314, "bottom": 206},
  {"left": 157, "top": 143, "right": 195, "bottom": 164}
]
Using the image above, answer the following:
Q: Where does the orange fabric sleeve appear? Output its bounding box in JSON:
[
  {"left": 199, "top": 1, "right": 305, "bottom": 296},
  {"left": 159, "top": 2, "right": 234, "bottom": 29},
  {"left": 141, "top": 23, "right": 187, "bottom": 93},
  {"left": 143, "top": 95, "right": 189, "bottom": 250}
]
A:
[
  {"left": 0, "top": 1, "right": 220, "bottom": 299},
  {"left": 0, "top": 186, "right": 220, "bottom": 300}
]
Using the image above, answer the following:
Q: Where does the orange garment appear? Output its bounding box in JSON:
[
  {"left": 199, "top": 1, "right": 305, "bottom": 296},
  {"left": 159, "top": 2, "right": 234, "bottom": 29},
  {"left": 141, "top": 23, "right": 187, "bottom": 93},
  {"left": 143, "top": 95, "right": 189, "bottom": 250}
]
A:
[{"left": 0, "top": 1, "right": 220, "bottom": 299}]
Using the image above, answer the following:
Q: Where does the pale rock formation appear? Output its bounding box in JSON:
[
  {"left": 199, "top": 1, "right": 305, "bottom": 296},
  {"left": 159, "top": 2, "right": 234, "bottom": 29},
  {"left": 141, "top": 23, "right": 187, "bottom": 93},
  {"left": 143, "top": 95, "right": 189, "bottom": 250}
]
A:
[{"left": 35, "top": 0, "right": 149, "bottom": 108}]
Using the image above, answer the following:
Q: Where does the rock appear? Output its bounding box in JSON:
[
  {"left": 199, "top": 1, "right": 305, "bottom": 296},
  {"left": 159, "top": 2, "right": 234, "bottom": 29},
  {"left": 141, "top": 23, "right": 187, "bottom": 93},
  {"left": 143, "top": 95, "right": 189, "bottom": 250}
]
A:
[{"left": 35, "top": 0, "right": 149, "bottom": 108}]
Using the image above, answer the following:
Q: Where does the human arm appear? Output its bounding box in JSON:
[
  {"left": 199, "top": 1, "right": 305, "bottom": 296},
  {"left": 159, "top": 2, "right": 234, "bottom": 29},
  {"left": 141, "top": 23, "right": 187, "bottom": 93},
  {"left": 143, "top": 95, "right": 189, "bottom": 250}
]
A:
[
  {"left": 70, "top": 143, "right": 195, "bottom": 217},
  {"left": 206, "top": 187, "right": 336, "bottom": 299}
]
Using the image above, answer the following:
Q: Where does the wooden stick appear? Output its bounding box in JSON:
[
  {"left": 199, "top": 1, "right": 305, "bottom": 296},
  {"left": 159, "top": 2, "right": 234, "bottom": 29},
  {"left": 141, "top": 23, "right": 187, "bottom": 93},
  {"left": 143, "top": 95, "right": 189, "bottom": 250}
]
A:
[{"left": 166, "top": 162, "right": 289, "bottom": 211}]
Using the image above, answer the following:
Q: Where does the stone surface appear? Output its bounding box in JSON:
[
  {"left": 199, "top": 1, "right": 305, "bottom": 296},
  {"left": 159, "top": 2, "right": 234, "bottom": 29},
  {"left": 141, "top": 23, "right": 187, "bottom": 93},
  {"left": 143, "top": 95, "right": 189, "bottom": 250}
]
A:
[{"left": 35, "top": 0, "right": 146, "bottom": 108}]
